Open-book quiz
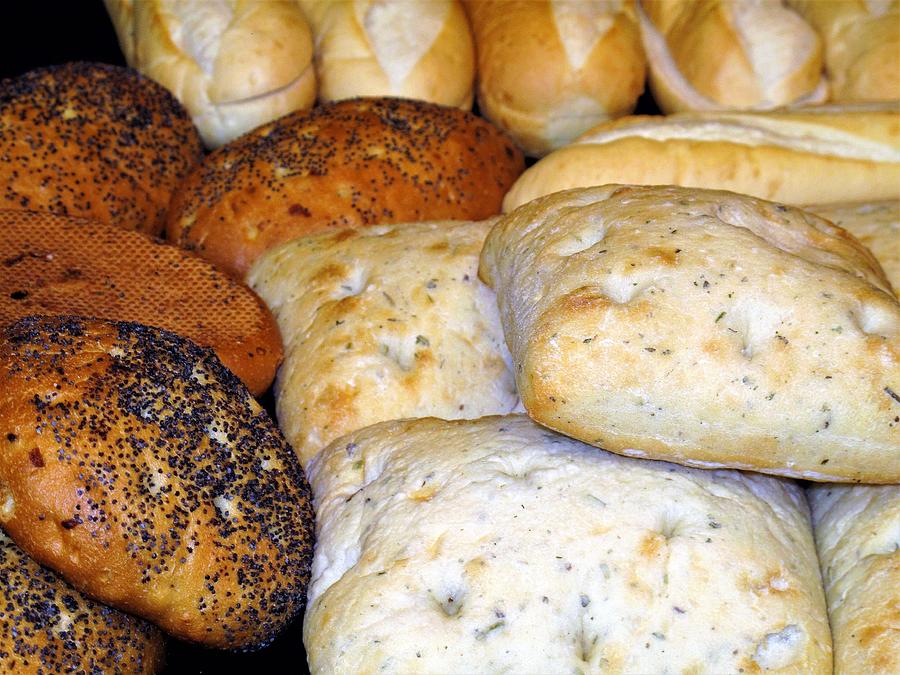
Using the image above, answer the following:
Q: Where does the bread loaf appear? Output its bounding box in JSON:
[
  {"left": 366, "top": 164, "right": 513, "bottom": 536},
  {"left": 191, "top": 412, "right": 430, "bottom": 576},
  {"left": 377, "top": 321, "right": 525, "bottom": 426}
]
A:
[
  {"left": 0, "top": 530, "right": 164, "bottom": 674},
  {"left": 503, "top": 106, "right": 900, "bottom": 211},
  {"left": 807, "top": 484, "right": 899, "bottom": 674},
  {"left": 304, "top": 415, "right": 831, "bottom": 673},
  {"left": 168, "top": 97, "right": 524, "bottom": 278},
  {"left": 637, "top": 0, "right": 828, "bottom": 113},
  {"left": 299, "top": 0, "right": 475, "bottom": 109},
  {"left": 481, "top": 185, "right": 900, "bottom": 482},
  {"left": 0, "top": 209, "right": 282, "bottom": 396},
  {"left": 247, "top": 220, "right": 519, "bottom": 465},
  {"left": 0, "top": 62, "right": 202, "bottom": 235},
  {"left": 788, "top": 0, "right": 900, "bottom": 102},
  {"left": 807, "top": 200, "right": 900, "bottom": 294},
  {"left": 104, "top": 0, "right": 317, "bottom": 148},
  {"left": 0, "top": 317, "right": 315, "bottom": 649},
  {"left": 465, "top": 0, "right": 646, "bottom": 157}
]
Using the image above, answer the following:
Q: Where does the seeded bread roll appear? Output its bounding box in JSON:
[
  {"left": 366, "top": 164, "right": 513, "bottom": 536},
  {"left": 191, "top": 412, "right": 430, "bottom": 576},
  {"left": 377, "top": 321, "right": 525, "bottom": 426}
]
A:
[
  {"left": 0, "top": 209, "right": 282, "bottom": 396},
  {"left": 0, "top": 62, "right": 202, "bottom": 235},
  {"left": 503, "top": 106, "right": 900, "bottom": 211},
  {"left": 0, "top": 530, "right": 164, "bottom": 674},
  {"left": 0, "top": 316, "right": 315, "bottom": 649},
  {"left": 637, "top": 0, "right": 827, "bottom": 113},
  {"left": 167, "top": 97, "right": 524, "bottom": 278},
  {"left": 247, "top": 219, "right": 519, "bottom": 465},
  {"left": 465, "top": 0, "right": 646, "bottom": 157},
  {"left": 807, "top": 484, "right": 899, "bottom": 674},
  {"left": 304, "top": 415, "right": 831, "bottom": 673},
  {"left": 104, "top": 0, "right": 317, "bottom": 148},
  {"left": 481, "top": 185, "right": 900, "bottom": 483},
  {"left": 299, "top": 0, "right": 475, "bottom": 109},
  {"left": 806, "top": 200, "right": 900, "bottom": 294}
]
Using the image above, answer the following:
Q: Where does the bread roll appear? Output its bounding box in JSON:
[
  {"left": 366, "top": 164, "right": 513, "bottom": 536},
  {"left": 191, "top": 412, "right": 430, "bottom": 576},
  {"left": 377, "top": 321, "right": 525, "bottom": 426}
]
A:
[
  {"left": 104, "top": 0, "right": 317, "bottom": 148},
  {"left": 299, "top": 0, "right": 475, "bottom": 109},
  {"left": 481, "top": 185, "right": 900, "bottom": 483},
  {"left": 503, "top": 106, "right": 900, "bottom": 211},
  {"left": 168, "top": 97, "right": 524, "bottom": 278},
  {"left": 304, "top": 415, "right": 831, "bottom": 673},
  {"left": 0, "top": 530, "right": 164, "bottom": 674},
  {"left": 637, "top": 0, "right": 828, "bottom": 113},
  {"left": 788, "top": 0, "right": 900, "bottom": 102},
  {"left": 0, "top": 317, "right": 315, "bottom": 649},
  {"left": 0, "top": 209, "right": 282, "bottom": 396},
  {"left": 465, "top": 0, "right": 646, "bottom": 157},
  {"left": 807, "top": 200, "right": 900, "bottom": 294},
  {"left": 247, "top": 219, "right": 519, "bottom": 465},
  {"left": 0, "top": 62, "right": 202, "bottom": 235},
  {"left": 807, "top": 484, "right": 899, "bottom": 674}
]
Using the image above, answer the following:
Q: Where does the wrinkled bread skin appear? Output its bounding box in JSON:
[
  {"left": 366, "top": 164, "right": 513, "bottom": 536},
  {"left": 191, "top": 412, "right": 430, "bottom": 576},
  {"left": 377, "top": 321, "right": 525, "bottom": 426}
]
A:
[
  {"left": 465, "top": 0, "right": 646, "bottom": 157},
  {"left": 304, "top": 415, "right": 831, "bottom": 674},
  {"left": 808, "top": 484, "right": 900, "bottom": 674},
  {"left": 301, "top": 0, "right": 475, "bottom": 109},
  {"left": 808, "top": 200, "right": 900, "bottom": 294},
  {"left": 482, "top": 185, "right": 900, "bottom": 482},
  {"left": 502, "top": 106, "right": 900, "bottom": 211},
  {"left": 248, "top": 220, "right": 518, "bottom": 466}
]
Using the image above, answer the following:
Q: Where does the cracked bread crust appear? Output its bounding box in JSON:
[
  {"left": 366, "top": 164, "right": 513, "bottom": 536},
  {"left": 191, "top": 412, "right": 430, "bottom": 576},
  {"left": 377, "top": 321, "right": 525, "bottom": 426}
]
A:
[{"left": 480, "top": 185, "right": 900, "bottom": 482}]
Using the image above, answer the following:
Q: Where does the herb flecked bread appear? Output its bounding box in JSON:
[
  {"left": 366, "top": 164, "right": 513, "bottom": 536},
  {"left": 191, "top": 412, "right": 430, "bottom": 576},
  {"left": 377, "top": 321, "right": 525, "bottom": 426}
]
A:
[
  {"left": 303, "top": 415, "right": 831, "bottom": 673},
  {"left": 247, "top": 219, "right": 519, "bottom": 466},
  {"left": 480, "top": 185, "right": 900, "bottom": 482},
  {"left": 807, "top": 484, "right": 900, "bottom": 674}
]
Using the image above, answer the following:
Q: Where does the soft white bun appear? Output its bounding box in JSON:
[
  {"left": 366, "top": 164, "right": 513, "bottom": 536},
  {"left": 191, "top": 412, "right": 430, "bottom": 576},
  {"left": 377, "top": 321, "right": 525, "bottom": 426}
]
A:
[
  {"left": 104, "top": 0, "right": 317, "bottom": 148},
  {"left": 298, "top": 0, "right": 475, "bottom": 109}
]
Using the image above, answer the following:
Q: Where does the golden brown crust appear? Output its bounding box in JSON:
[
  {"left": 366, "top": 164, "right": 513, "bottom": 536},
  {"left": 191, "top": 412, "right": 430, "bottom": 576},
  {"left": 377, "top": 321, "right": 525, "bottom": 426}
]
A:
[
  {"left": 0, "top": 209, "right": 282, "bottom": 396},
  {"left": 0, "top": 62, "right": 202, "bottom": 235},
  {"left": 0, "top": 317, "right": 315, "bottom": 649},
  {"left": 166, "top": 97, "right": 524, "bottom": 278},
  {"left": 0, "top": 532, "right": 165, "bottom": 674}
]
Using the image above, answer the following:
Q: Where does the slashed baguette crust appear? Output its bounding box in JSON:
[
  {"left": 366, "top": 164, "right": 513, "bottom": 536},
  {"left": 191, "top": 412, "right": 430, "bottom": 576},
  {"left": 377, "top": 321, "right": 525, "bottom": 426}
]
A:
[
  {"left": 304, "top": 415, "right": 831, "bottom": 673},
  {"left": 247, "top": 220, "right": 518, "bottom": 466},
  {"left": 502, "top": 106, "right": 900, "bottom": 211},
  {"left": 807, "top": 484, "right": 900, "bottom": 674},
  {"left": 481, "top": 185, "right": 900, "bottom": 482}
]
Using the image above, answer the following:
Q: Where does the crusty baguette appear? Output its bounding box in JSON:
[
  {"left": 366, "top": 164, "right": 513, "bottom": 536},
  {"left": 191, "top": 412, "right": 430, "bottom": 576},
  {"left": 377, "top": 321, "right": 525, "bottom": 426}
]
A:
[
  {"left": 299, "top": 0, "right": 475, "bottom": 109},
  {"left": 637, "top": 0, "right": 828, "bottom": 113},
  {"left": 465, "top": 0, "right": 646, "bottom": 157},
  {"left": 503, "top": 106, "right": 900, "bottom": 211},
  {"left": 104, "top": 0, "right": 317, "bottom": 148}
]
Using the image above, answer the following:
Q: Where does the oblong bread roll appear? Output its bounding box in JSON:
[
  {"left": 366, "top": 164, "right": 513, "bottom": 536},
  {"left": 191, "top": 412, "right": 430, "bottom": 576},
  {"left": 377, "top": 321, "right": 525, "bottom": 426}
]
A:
[
  {"left": 807, "top": 484, "right": 900, "bottom": 674},
  {"left": 481, "top": 185, "right": 900, "bottom": 483},
  {"left": 304, "top": 415, "right": 831, "bottom": 673},
  {"left": 502, "top": 106, "right": 900, "bottom": 211},
  {"left": 0, "top": 209, "right": 281, "bottom": 396}
]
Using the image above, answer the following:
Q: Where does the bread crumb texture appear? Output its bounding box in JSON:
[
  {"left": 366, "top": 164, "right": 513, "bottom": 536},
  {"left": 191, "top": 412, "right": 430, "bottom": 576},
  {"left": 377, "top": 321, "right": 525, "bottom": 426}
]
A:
[
  {"left": 303, "top": 415, "right": 831, "bottom": 674},
  {"left": 0, "top": 316, "right": 314, "bottom": 649}
]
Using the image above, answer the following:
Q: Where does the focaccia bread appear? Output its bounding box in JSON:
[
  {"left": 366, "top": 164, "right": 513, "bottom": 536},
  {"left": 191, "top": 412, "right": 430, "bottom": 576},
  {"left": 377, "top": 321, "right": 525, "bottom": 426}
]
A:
[
  {"left": 304, "top": 415, "right": 831, "bottom": 673},
  {"left": 807, "top": 484, "right": 900, "bottom": 674},
  {"left": 807, "top": 200, "right": 900, "bottom": 294},
  {"left": 503, "top": 106, "right": 900, "bottom": 211},
  {"left": 481, "top": 185, "right": 900, "bottom": 482},
  {"left": 247, "top": 220, "right": 518, "bottom": 465}
]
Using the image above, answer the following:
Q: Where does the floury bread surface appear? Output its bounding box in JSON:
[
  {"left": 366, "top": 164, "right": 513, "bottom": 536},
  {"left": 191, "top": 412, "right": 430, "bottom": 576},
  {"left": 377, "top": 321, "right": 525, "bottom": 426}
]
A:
[
  {"left": 807, "top": 484, "right": 899, "bottom": 674},
  {"left": 247, "top": 220, "right": 518, "bottom": 465},
  {"left": 303, "top": 415, "right": 831, "bottom": 673},
  {"left": 480, "top": 185, "right": 900, "bottom": 482}
]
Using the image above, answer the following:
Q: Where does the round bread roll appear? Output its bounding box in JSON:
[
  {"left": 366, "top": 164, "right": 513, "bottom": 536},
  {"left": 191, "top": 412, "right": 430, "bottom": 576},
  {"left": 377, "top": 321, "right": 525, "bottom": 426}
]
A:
[
  {"left": 0, "top": 530, "right": 164, "bottom": 674},
  {"left": 0, "top": 316, "right": 315, "bottom": 649},
  {"left": 0, "top": 62, "right": 202, "bottom": 235},
  {"left": 167, "top": 97, "right": 524, "bottom": 278},
  {"left": 0, "top": 209, "right": 282, "bottom": 396}
]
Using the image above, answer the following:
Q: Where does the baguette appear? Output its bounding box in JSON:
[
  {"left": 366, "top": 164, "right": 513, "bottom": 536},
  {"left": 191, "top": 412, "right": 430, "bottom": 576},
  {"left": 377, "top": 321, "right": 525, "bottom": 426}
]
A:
[{"left": 503, "top": 106, "right": 900, "bottom": 211}]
